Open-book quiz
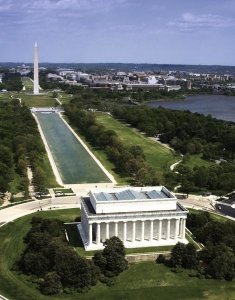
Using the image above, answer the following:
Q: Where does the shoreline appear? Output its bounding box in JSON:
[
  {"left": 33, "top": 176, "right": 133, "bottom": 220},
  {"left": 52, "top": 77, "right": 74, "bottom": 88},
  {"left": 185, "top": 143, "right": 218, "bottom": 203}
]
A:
[{"left": 143, "top": 93, "right": 235, "bottom": 105}]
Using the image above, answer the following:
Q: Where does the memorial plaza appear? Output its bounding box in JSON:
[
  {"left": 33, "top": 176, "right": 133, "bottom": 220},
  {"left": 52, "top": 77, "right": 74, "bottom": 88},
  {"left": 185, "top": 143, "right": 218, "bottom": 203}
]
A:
[{"left": 78, "top": 186, "right": 188, "bottom": 251}]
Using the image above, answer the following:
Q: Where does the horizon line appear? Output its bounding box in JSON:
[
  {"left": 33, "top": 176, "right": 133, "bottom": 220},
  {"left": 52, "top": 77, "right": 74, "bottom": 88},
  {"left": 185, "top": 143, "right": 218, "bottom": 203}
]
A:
[{"left": 0, "top": 62, "right": 235, "bottom": 68}]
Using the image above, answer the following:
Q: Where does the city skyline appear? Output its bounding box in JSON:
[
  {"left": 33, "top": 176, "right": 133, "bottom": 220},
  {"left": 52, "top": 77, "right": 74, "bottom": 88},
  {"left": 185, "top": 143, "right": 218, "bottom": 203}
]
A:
[{"left": 0, "top": 0, "right": 235, "bottom": 65}]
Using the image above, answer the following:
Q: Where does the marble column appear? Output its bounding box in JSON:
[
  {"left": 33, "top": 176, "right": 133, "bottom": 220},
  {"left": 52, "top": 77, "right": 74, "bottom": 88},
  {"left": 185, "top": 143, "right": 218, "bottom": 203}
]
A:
[
  {"left": 174, "top": 219, "right": 179, "bottom": 240},
  {"left": 141, "top": 220, "right": 145, "bottom": 242},
  {"left": 149, "top": 220, "right": 153, "bottom": 241},
  {"left": 182, "top": 219, "right": 186, "bottom": 239},
  {"left": 106, "top": 222, "right": 109, "bottom": 240},
  {"left": 115, "top": 222, "right": 118, "bottom": 236},
  {"left": 123, "top": 221, "right": 127, "bottom": 242},
  {"left": 96, "top": 223, "right": 100, "bottom": 245},
  {"left": 132, "top": 221, "right": 136, "bottom": 242},
  {"left": 89, "top": 223, "right": 92, "bottom": 245},
  {"left": 158, "top": 220, "right": 162, "bottom": 240},
  {"left": 166, "top": 219, "right": 171, "bottom": 240}
]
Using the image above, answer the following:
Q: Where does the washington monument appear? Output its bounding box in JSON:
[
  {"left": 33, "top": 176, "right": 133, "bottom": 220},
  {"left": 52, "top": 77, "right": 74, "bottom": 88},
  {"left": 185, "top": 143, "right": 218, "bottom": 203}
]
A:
[{"left": 33, "top": 42, "right": 39, "bottom": 94}]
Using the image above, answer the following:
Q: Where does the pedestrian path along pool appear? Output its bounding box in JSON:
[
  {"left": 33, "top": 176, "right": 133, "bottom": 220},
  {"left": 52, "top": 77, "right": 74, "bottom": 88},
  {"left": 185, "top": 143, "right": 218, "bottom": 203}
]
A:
[{"left": 35, "top": 112, "right": 111, "bottom": 184}]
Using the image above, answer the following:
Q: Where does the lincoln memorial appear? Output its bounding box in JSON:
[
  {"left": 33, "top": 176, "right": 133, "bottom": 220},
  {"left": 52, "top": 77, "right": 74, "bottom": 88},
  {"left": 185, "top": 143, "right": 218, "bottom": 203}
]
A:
[{"left": 78, "top": 186, "right": 188, "bottom": 251}]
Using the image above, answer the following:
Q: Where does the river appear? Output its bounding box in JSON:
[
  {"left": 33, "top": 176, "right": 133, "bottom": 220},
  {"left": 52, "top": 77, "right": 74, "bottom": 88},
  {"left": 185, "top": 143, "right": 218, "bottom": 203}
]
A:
[
  {"left": 147, "top": 95, "right": 235, "bottom": 122},
  {"left": 36, "top": 112, "right": 110, "bottom": 184}
]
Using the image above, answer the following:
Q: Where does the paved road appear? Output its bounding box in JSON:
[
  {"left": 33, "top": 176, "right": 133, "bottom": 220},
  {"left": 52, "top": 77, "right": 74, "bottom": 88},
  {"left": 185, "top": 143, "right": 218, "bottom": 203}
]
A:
[
  {"left": 178, "top": 195, "right": 235, "bottom": 221},
  {"left": 0, "top": 196, "right": 81, "bottom": 223}
]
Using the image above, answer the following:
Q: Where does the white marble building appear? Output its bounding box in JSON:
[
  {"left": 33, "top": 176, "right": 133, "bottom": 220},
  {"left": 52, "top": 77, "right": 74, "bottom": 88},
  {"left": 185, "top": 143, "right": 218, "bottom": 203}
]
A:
[{"left": 78, "top": 186, "right": 188, "bottom": 251}]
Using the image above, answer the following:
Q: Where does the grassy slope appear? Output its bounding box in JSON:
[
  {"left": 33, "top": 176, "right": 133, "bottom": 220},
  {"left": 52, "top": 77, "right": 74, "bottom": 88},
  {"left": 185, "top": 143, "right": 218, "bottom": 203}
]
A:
[
  {"left": 0, "top": 209, "right": 234, "bottom": 300},
  {"left": 96, "top": 113, "right": 179, "bottom": 179}
]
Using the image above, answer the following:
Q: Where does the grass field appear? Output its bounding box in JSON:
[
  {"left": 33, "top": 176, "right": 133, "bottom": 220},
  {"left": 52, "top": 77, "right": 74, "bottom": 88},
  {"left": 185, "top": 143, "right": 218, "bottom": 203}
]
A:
[
  {"left": 96, "top": 113, "right": 179, "bottom": 179},
  {"left": 0, "top": 92, "right": 13, "bottom": 101},
  {"left": 182, "top": 154, "right": 214, "bottom": 170},
  {"left": 20, "top": 93, "right": 57, "bottom": 107},
  {"left": 40, "top": 154, "right": 58, "bottom": 188},
  {"left": 0, "top": 209, "right": 234, "bottom": 300},
  {"left": 58, "top": 92, "right": 73, "bottom": 104}
]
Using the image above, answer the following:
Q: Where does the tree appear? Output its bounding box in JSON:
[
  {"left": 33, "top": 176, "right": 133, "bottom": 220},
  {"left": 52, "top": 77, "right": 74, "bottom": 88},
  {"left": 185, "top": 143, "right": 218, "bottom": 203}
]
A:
[
  {"left": 207, "top": 249, "right": 235, "bottom": 280},
  {"left": 22, "top": 252, "right": 50, "bottom": 276},
  {"left": 92, "top": 251, "right": 107, "bottom": 273},
  {"left": 40, "top": 272, "right": 63, "bottom": 295},
  {"left": 93, "top": 237, "right": 128, "bottom": 278},
  {"left": 54, "top": 247, "right": 93, "bottom": 289},
  {"left": 171, "top": 242, "right": 186, "bottom": 267},
  {"left": 103, "top": 236, "right": 126, "bottom": 257},
  {"left": 183, "top": 243, "right": 198, "bottom": 269}
]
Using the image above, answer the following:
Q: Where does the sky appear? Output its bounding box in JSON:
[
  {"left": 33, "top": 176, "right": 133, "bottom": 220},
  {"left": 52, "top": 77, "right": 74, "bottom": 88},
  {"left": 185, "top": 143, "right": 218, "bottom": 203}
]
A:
[{"left": 0, "top": 0, "right": 235, "bottom": 65}]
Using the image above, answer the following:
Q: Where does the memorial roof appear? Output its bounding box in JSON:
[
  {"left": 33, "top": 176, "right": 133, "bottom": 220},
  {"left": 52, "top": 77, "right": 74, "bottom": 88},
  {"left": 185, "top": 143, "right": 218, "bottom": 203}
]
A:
[{"left": 94, "top": 188, "right": 171, "bottom": 202}]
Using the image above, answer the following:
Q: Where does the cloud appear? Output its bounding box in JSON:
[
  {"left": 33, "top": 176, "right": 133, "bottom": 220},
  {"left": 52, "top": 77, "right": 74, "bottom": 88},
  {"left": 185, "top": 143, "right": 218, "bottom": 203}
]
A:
[
  {"left": 0, "top": 0, "right": 13, "bottom": 11},
  {"left": 21, "top": 0, "right": 130, "bottom": 12},
  {"left": 169, "top": 12, "right": 235, "bottom": 32}
]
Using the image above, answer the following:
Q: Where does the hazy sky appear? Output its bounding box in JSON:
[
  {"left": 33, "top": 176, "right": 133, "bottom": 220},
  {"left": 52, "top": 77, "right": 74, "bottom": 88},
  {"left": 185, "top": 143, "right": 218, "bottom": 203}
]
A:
[{"left": 1, "top": 0, "right": 235, "bottom": 65}]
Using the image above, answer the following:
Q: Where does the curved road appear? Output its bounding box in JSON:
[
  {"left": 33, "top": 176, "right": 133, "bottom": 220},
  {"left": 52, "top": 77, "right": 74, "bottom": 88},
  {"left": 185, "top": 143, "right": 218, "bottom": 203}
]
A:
[{"left": 0, "top": 196, "right": 81, "bottom": 224}]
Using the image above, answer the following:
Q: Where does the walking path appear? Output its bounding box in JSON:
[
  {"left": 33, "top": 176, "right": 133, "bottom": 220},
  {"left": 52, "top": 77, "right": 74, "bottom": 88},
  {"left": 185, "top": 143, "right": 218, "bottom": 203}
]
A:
[
  {"left": 27, "top": 166, "right": 35, "bottom": 199},
  {"left": 0, "top": 196, "right": 81, "bottom": 224},
  {"left": 55, "top": 97, "right": 62, "bottom": 105},
  {"left": 170, "top": 159, "right": 182, "bottom": 171}
]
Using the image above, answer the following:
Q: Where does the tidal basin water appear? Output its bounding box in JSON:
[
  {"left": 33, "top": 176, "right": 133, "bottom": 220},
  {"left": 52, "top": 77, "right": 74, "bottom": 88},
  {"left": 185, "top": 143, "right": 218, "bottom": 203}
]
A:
[
  {"left": 147, "top": 95, "right": 235, "bottom": 122},
  {"left": 36, "top": 112, "right": 110, "bottom": 184}
]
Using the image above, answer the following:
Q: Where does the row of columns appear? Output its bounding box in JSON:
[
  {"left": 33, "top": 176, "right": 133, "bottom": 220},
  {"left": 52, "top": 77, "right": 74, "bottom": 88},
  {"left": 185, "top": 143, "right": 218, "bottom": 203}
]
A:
[{"left": 88, "top": 218, "right": 186, "bottom": 246}]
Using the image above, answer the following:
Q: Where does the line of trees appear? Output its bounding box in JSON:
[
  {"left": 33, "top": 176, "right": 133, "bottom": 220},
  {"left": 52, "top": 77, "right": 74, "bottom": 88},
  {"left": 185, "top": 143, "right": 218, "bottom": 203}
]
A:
[
  {"left": 64, "top": 104, "right": 160, "bottom": 186},
  {"left": 0, "top": 73, "right": 23, "bottom": 91},
  {"left": 0, "top": 100, "right": 51, "bottom": 195},
  {"left": 15, "top": 217, "right": 128, "bottom": 295}
]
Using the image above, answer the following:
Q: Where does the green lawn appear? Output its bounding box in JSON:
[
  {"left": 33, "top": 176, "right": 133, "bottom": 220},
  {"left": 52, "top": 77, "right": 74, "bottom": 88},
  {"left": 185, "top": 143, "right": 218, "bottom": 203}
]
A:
[
  {"left": 0, "top": 92, "right": 13, "bottom": 101},
  {"left": 96, "top": 113, "right": 179, "bottom": 179},
  {"left": 40, "top": 154, "right": 59, "bottom": 188},
  {"left": 0, "top": 209, "right": 234, "bottom": 300},
  {"left": 58, "top": 92, "right": 73, "bottom": 104},
  {"left": 20, "top": 93, "right": 57, "bottom": 107},
  {"left": 9, "top": 171, "right": 23, "bottom": 195},
  {"left": 182, "top": 154, "right": 214, "bottom": 170}
]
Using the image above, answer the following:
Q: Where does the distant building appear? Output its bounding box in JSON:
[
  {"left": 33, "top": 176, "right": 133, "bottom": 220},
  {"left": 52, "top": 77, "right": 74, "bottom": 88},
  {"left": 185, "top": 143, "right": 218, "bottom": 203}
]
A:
[
  {"left": 187, "top": 80, "right": 192, "bottom": 90},
  {"left": 79, "top": 186, "right": 188, "bottom": 251},
  {"left": 165, "top": 85, "right": 181, "bottom": 92}
]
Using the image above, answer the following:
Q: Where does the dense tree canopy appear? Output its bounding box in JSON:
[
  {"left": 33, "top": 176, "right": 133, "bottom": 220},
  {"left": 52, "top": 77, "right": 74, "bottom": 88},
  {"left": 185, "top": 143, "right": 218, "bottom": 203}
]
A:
[{"left": 0, "top": 100, "right": 49, "bottom": 194}]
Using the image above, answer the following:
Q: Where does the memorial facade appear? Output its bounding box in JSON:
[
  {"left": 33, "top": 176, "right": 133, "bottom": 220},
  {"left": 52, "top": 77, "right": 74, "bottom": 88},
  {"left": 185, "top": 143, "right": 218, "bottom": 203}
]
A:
[{"left": 78, "top": 186, "right": 188, "bottom": 251}]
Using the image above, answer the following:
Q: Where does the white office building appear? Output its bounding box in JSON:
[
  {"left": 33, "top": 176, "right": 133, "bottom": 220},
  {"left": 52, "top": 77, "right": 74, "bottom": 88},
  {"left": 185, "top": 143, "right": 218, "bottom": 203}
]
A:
[{"left": 78, "top": 186, "right": 188, "bottom": 251}]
